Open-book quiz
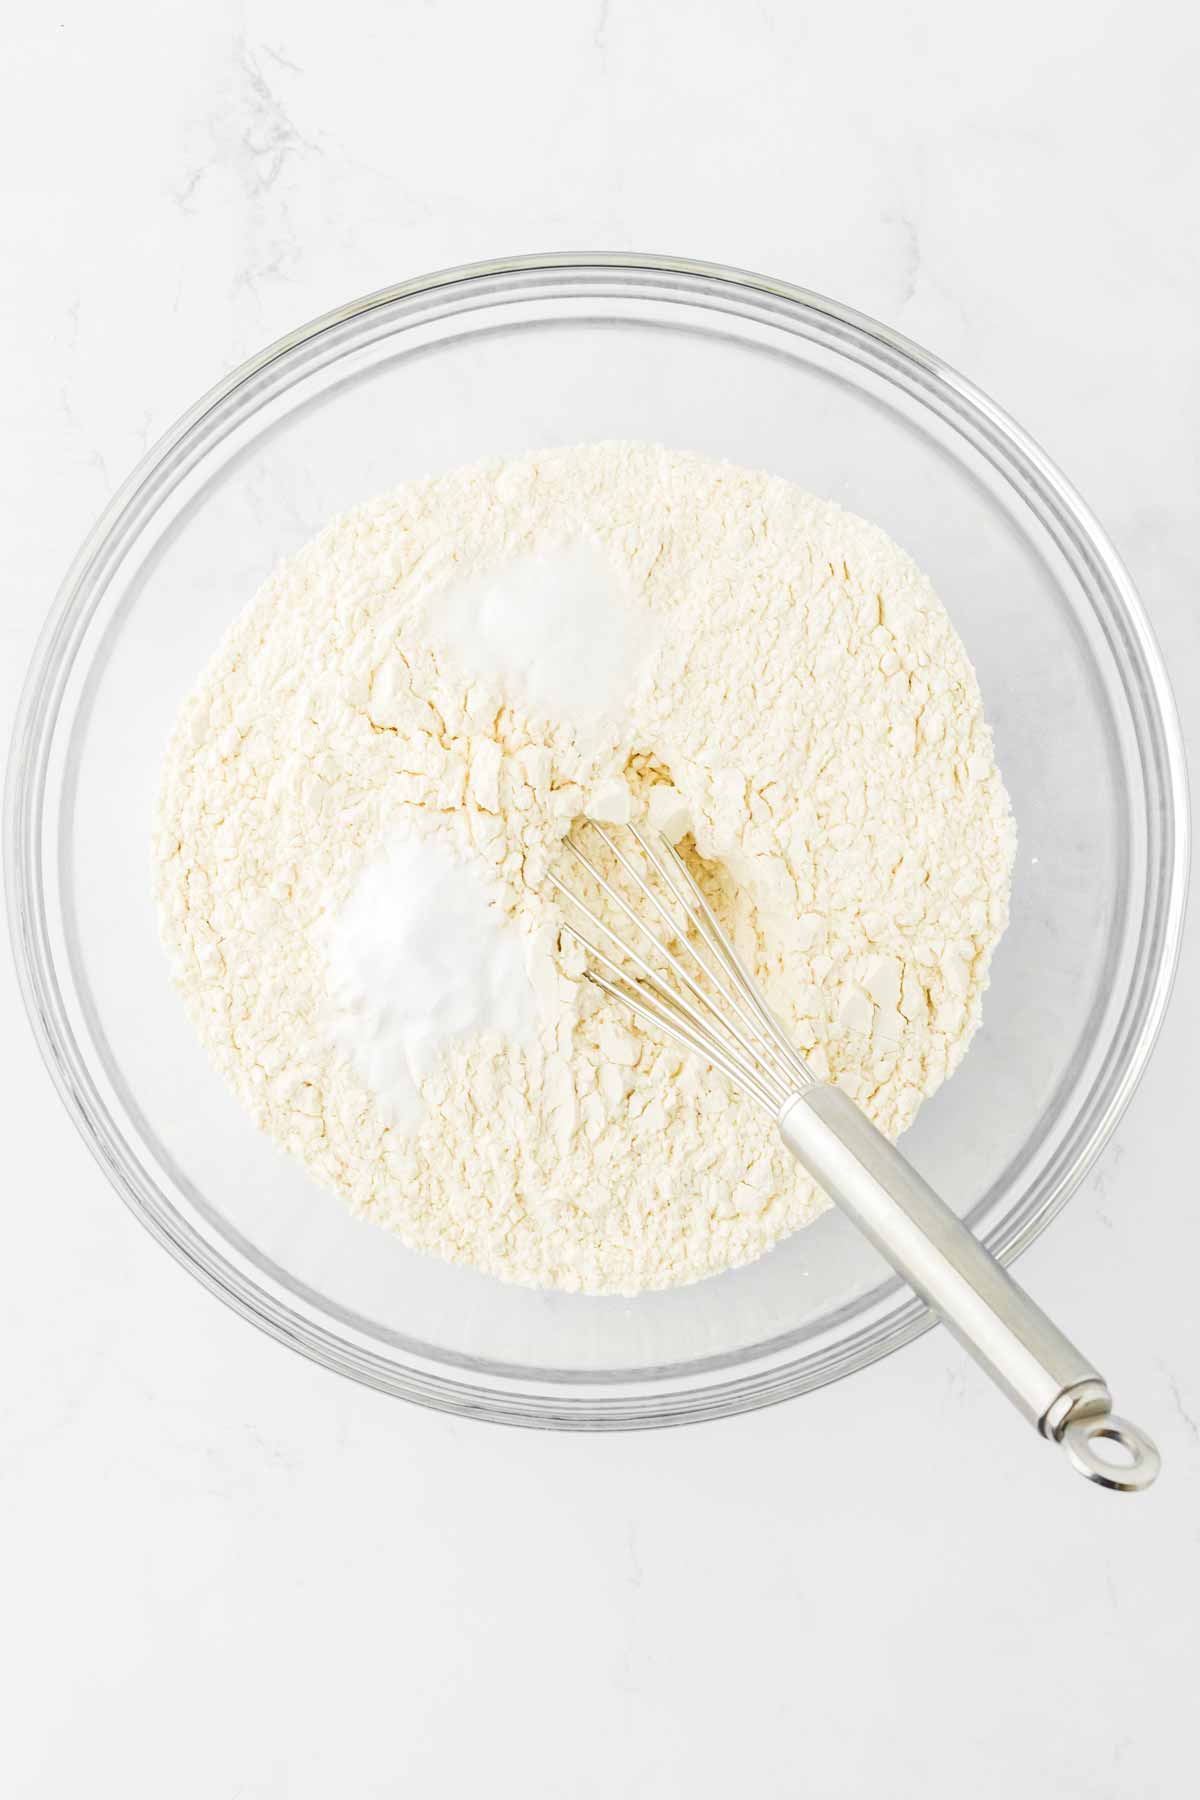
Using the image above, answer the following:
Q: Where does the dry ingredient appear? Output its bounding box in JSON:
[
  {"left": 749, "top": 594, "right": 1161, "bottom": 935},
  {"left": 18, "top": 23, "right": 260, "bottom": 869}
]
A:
[
  {"left": 155, "top": 442, "right": 1016, "bottom": 1295},
  {"left": 432, "top": 539, "right": 649, "bottom": 731},
  {"left": 326, "top": 830, "right": 536, "bottom": 1129}
]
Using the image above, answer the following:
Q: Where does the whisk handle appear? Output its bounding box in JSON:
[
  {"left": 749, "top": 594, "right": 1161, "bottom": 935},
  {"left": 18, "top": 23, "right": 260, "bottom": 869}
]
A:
[{"left": 779, "top": 1085, "right": 1159, "bottom": 1490}]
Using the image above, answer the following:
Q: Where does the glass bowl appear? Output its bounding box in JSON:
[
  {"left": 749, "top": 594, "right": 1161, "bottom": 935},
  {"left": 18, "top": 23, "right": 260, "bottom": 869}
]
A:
[{"left": 6, "top": 254, "right": 1188, "bottom": 1427}]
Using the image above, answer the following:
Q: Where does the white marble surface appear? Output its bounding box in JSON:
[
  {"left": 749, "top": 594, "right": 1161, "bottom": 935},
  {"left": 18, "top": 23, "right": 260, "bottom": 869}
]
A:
[{"left": 2, "top": 3, "right": 1198, "bottom": 1794}]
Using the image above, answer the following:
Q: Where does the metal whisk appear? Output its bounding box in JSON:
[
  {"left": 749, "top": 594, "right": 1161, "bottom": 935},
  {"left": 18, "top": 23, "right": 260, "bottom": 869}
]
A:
[{"left": 551, "top": 821, "right": 1159, "bottom": 1491}]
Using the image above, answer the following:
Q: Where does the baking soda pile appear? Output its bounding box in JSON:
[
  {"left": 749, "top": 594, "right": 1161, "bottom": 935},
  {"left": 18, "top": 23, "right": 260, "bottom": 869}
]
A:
[{"left": 154, "top": 443, "right": 1015, "bottom": 1294}]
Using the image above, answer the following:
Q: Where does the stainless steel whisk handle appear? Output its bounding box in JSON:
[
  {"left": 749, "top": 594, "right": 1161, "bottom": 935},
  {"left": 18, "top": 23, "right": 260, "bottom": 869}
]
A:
[{"left": 779, "top": 1085, "right": 1160, "bottom": 1491}]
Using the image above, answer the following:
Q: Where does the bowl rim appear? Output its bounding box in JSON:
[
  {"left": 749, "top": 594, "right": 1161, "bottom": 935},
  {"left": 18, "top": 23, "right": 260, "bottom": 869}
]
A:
[{"left": 5, "top": 250, "right": 1191, "bottom": 1428}]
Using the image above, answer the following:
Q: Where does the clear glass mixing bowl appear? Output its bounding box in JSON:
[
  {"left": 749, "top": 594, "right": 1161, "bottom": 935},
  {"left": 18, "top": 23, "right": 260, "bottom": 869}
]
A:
[{"left": 5, "top": 254, "right": 1188, "bottom": 1426}]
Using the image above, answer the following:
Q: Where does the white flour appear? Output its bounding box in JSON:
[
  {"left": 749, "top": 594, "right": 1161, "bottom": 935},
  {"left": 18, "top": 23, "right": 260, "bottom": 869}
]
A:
[{"left": 155, "top": 442, "right": 1016, "bottom": 1294}]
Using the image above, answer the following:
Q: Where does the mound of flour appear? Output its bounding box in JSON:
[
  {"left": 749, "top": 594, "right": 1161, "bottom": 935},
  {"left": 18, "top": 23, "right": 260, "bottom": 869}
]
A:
[{"left": 154, "top": 442, "right": 1015, "bottom": 1294}]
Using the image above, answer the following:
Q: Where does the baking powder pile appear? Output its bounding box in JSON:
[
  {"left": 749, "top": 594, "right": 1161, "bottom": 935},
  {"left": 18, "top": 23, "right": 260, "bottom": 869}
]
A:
[{"left": 155, "top": 443, "right": 1015, "bottom": 1294}]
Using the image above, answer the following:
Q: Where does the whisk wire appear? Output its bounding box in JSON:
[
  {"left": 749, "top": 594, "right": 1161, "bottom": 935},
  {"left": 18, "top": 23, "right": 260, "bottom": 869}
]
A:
[
  {"left": 583, "top": 961, "right": 787, "bottom": 1116},
  {"left": 646, "top": 829, "right": 814, "bottom": 1092},
  {"left": 548, "top": 861, "right": 790, "bottom": 1112},
  {"left": 581, "top": 823, "right": 803, "bottom": 1097},
  {"left": 560, "top": 839, "right": 778, "bottom": 1088},
  {"left": 550, "top": 823, "right": 814, "bottom": 1115}
]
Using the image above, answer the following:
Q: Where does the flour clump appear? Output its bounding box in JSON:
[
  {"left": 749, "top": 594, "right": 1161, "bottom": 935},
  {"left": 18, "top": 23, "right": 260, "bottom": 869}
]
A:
[{"left": 154, "top": 442, "right": 1016, "bottom": 1294}]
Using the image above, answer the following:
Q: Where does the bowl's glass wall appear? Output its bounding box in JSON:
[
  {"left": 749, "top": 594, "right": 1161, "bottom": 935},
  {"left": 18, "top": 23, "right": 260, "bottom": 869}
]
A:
[{"left": 10, "top": 261, "right": 1185, "bottom": 1423}]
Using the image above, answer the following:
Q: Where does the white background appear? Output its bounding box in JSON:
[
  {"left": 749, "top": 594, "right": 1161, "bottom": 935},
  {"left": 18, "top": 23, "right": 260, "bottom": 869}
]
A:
[{"left": 2, "top": 4, "right": 1198, "bottom": 1795}]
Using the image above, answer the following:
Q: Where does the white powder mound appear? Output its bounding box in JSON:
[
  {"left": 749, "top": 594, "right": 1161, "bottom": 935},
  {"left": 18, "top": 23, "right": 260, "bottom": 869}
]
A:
[
  {"left": 327, "top": 832, "right": 536, "bottom": 1128},
  {"left": 154, "top": 442, "right": 1016, "bottom": 1296},
  {"left": 433, "top": 541, "right": 648, "bottom": 728}
]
